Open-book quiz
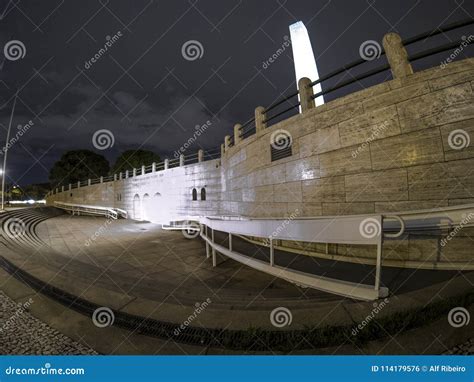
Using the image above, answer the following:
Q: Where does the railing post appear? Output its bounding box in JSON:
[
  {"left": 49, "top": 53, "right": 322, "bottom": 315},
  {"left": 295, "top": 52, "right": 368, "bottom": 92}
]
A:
[
  {"left": 152, "top": 162, "right": 156, "bottom": 172},
  {"left": 100, "top": 176, "right": 103, "bottom": 183},
  {"left": 77, "top": 181, "right": 81, "bottom": 188},
  {"left": 220, "top": 144, "right": 225, "bottom": 158},
  {"left": 234, "top": 123, "right": 242, "bottom": 145},
  {"left": 382, "top": 33, "right": 413, "bottom": 79},
  {"left": 179, "top": 154, "right": 185, "bottom": 167},
  {"left": 198, "top": 149, "right": 204, "bottom": 163},
  {"left": 205, "top": 225, "right": 210, "bottom": 259},
  {"left": 224, "top": 135, "right": 231, "bottom": 152},
  {"left": 61, "top": 186, "right": 64, "bottom": 192},
  {"left": 298, "top": 77, "right": 315, "bottom": 112},
  {"left": 87, "top": 179, "right": 91, "bottom": 186},
  {"left": 125, "top": 170, "right": 129, "bottom": 178},
  {"left": 68, "top": 184, "right": 71, "bottom": 191},
  {"left": 270, "top": 237, "right": 274, "bottom": 266},
  {"left": 133, "top": 168, "right": 136, "bottom": 177},
  {"left": 211, "top": 228, "right": 216, "bottom": 267},
  {"left": 164, "top": 159, "right": 169, "bottom": 170},
  {"left": 141, "top": 165, "right": 145, "bottom": 175},
  {"left": 114, "top": 174, "right": 117, "bottom": 181},
  {"left": 55, "top": 188, "right": 59, "bottom": 194},
  {"left": 374, "top": 224, "right": 383, "bottom": 292},
  {"left": 255, "top": 106, "right": 267, "bottom": 132}
]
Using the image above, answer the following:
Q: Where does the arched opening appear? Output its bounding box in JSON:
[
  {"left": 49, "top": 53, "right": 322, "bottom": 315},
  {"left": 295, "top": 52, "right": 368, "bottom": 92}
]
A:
[
  {"left": 133, "top": 194, "right": 141, "bottom": 220},
  {"left": 192, "top": 188, "right": 197, "bottom": 201},
  {"left": 142, "top": 193, "right": 150, "bottom": 221},
  {"left": 201, "top": 187, "right": 206, "bottom": 201}
]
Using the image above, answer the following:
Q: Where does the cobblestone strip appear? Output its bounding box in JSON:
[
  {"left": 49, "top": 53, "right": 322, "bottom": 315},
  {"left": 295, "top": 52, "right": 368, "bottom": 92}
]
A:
[
  {"left": 0, "top": 291, "right": 97, "bottom": 355},
  {"left": 443, "top": 338, "right": 474, "bottom": 355}
]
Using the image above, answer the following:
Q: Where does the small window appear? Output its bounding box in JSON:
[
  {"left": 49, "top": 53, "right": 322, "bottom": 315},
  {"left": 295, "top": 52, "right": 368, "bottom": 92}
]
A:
[
  {"left": 201, "top": 188, "right": 206, "bottom": 201},
  {"left": 192, "top": 188, "right": 197, "bottom": 201}
]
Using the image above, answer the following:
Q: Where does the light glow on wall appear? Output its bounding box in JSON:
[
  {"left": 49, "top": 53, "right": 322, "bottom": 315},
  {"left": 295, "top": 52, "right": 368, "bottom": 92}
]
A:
[{"left": 289, "top": 21, "right": 324, "bottom": 106}]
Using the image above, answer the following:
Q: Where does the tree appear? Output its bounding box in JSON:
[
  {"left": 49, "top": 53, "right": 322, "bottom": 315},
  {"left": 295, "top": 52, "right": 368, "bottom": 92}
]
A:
[
  {"left": 49, "top": 150, "right": 110, "bottom": 187},
  {"left": 111, "top": 149, "right": 161, "bottom": 175},
  {"left": 23, "top": 183, "right": 50, "bottom": 200}
]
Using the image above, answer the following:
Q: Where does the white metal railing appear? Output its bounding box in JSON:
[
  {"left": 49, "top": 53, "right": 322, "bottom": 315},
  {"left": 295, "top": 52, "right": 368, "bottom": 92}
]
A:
[
  {"left": 191, "top": 204, "right": 474, "bottom": 301},
  {"left": 54, "top": 202, "right": 126, "bottom": 220}
]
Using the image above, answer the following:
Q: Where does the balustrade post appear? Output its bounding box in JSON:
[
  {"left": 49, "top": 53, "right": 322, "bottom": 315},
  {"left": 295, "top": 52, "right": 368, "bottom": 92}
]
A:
[
  {"left": 298, "top": 77, "right": 315, "bottom": 112},
  {"left": 382, "top": 32, "right": 413, "bottom": 79}
]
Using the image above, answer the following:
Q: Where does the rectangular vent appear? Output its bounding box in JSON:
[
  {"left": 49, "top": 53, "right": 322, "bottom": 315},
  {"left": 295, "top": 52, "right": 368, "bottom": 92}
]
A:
[{"left": 270, "top": 144, "right": 292, "bottom": 162}]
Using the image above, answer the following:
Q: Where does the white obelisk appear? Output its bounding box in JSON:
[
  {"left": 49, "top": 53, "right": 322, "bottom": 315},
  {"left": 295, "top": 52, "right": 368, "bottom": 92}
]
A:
[{"left": 289, "top": 21, "right": 324, "bottom": 106}]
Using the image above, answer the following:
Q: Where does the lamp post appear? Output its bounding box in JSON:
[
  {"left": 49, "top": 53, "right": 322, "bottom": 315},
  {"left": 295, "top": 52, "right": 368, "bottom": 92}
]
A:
[{"left": 1, "top": 92, "right": 17, "bottom": 211}]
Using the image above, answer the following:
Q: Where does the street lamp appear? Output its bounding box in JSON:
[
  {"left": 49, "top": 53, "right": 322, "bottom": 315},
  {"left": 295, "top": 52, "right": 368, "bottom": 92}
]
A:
[{"left": 1, "top": 92, "right": 17, "bottom": 211}]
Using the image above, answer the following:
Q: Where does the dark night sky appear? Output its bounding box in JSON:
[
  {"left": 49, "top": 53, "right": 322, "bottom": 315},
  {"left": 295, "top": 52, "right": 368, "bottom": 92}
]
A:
[{"left": 0, "top": 0, "right": 473, "bottom": 186}]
